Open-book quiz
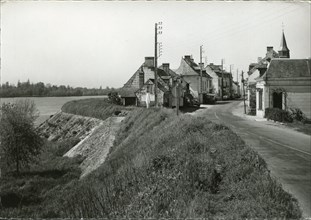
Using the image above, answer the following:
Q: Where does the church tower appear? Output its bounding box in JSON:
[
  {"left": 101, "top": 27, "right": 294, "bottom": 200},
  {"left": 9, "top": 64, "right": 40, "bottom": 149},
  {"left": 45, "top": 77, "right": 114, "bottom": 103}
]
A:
[{"left": 278, "top": 29, "right": 290, "bottom": 58}]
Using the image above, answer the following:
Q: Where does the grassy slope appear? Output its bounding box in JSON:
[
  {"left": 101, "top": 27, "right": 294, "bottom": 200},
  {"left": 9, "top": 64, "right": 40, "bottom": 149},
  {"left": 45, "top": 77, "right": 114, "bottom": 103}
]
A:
[
  {"left": 61, "top": 98, "right": 134, "bottom": 120},
  {"left": 59, "top": 108, "right": 301, "bottom": 219},
  {"left": 0, "top": 138, "right": 82, "bottom": 218}
]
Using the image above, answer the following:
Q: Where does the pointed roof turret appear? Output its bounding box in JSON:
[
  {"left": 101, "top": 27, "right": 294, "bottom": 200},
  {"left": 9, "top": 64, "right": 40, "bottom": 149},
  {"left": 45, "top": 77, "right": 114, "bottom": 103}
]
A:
[
  {"left": 279, "top": 31, "right": 289, "bottom": 52},
  {"left": 278, "top": 29, "right": 290, "bottom": 58}
]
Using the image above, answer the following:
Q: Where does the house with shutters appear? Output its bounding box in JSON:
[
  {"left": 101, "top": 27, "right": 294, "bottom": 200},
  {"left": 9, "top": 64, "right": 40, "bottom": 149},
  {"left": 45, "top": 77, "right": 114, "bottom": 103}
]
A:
[
  {"left": 255, "top": 30, "right": 311, "bottom": 118},
  {"left": 175, "top": 55, "right": 212, "bottom": 99}
]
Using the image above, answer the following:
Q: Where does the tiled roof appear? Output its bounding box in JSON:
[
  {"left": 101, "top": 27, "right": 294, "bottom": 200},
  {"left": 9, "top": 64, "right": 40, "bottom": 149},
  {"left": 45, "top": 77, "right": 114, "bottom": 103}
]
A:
[
  {"left": 119, "top": 87, "right": 138, "bottom": 98},
  {"left": 265, "top": 58, "right": 311, "bottom": 79},
  {"left": 178, "top": 57, "right": 212, "bottom": 78}
]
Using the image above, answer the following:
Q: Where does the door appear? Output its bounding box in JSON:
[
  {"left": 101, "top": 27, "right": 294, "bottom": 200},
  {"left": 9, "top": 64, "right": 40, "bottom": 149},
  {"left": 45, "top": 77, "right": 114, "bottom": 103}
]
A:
[{"left": 273, "top": 92, "right": 282, "bottom": 109}]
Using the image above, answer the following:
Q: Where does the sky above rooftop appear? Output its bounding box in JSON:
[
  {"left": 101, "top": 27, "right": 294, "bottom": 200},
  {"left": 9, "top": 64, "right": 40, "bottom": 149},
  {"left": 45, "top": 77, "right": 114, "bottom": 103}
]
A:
[{"left": 1, "top": 1, "right": 310, "bottom": 88}]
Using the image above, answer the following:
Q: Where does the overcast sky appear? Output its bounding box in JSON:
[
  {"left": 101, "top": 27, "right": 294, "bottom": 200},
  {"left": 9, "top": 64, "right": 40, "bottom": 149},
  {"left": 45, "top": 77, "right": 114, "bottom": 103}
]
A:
[{"left": 1, "top": 1, "right": 310, "bottom": 88}]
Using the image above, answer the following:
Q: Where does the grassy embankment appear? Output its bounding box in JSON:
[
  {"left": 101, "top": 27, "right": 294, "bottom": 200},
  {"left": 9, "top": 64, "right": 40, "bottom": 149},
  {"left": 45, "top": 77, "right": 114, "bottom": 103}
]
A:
[
  {"left": 0, "top": 99, "right": 302, "bottom": 218},
  {"left": 61, "top": 98, "right": 134, "bottom": 120},
  {"left": 59, "top": 107, "right": 301, "bottom": 218}
]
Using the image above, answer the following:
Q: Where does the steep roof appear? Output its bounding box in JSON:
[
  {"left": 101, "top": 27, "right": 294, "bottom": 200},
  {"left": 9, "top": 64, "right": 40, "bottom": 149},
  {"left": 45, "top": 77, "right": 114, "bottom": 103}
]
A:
[
  {"left": 265, "top": 58, "right": 311, "bottom": 79},
  {"left": 119, "top": 87, "right": 138, "bottom": 98},
  {"left": 135, "top": 78, "right": 169, "bottom": 94},
  {"left": 175, "top": 56, "right": 212, "bottom": 78},
  {"left": 158, "top": 65, "right": 179, "bottom": 78},
  {"left": 207, "top": 64, "right": 232, "bottom": 78},
  {"left": 279, "top": 31, "right": 289, "bottom": 52}
]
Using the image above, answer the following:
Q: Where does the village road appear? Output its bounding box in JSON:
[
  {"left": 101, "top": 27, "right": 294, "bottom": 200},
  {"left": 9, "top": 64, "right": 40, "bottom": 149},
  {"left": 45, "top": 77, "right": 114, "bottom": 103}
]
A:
[{"left": 192, "top": 100, "right": 311, "bottom": 218}]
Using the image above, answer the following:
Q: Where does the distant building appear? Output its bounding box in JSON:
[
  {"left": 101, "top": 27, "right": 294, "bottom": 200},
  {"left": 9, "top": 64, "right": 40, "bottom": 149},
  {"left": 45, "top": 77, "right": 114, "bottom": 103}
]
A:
[
  {"left": 232, "top": 81, "right": 241, "bottom": 98},
  {"left": 205, "top": 63, "right": 233, "bottom": 99},
  {"left": 175, "top": 55, "right": 212, "bottom": 98}
]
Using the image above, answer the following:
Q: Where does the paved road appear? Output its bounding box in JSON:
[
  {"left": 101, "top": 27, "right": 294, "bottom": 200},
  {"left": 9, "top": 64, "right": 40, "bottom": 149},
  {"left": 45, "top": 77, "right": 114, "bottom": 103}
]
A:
[{"left": 192, "top": 100, "right": 311, "bottom": 218}]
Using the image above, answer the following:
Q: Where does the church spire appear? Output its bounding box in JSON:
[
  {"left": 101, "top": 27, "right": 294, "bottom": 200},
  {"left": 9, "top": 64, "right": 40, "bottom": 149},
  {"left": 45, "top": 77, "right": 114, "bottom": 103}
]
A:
[{"left": 278, "top": 24, "right": 290, "bottom": 58}]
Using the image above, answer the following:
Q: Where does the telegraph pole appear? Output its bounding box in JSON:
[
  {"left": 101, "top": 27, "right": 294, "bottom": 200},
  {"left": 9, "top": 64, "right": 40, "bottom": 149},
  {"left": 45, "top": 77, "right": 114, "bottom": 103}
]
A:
[
  {"left": 154, "top": 22, "right": 162, "bottom": 107},
  {"left": 199, "top": 45, "right": 203, "bottom": 104},
  {"left": 242, "top": 71, "right": 246, "bottom": 114},
  {"left": 221, "top": 59, "right": 224, "bottom": 101},
  {"left": 154, "top": 23, "right": 158, "bottom": 107}
]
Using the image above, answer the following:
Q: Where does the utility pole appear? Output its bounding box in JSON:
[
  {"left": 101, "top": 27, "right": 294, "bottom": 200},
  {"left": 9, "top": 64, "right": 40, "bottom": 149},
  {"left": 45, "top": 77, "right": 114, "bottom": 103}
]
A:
[
  {"left": 176, "top": 79, "right": 180, "bottom": 116},
  {"left": 155, "top": 22, "right": 163, "bottom": 108},
  {"left": 199, "top": 45, "right": 203, "bottom": 104},
  {"left": 236, "top": 68, "right": 239, "bottom": 96},
  {"left": 221, "top": 59, "right": 224, "bottom": 101},
  {"left": 154, "top": 22, "right": 162, "bottom": 107},
  {"left": 242, "top": 71, "right": 246, "bottom": 114}
]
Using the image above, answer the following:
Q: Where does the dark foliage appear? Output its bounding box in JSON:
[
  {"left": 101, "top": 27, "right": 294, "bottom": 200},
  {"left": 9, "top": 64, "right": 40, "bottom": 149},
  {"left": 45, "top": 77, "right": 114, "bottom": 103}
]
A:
[
  {"left": 0, "top": 100, "right": 43, "bottom": 173},
  {"left": 0, "top": 80, "right": 118, "bottom": 97},
  {"left": 265, "top": 108, "right": 293, "bottom": 123}
]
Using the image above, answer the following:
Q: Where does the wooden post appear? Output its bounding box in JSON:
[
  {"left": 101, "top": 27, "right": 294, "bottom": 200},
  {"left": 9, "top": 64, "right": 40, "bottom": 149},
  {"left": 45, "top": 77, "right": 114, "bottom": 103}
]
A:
[{"left": 242, "top": 71, "right": 246, "bottom": 114}]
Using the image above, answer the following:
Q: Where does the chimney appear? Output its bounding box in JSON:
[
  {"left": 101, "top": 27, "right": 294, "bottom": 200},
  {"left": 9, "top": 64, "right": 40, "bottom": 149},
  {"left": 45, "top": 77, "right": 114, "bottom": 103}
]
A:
[
  {"left": 139, "top": 71, "right": 144, "bottom": 88},
  {"left": 267, "top": 46, "right": 273, "bottom": 52},
  {"left": 257, "top": 57, "right": 262, "bottom": 63},
  {"left": 162, "top": 63, "right": 170, "bottom": 74},
  {"left": 209, "top": 63, "right": 214, "bottom": 66},
  {"left": 184, "top": 55, "right": 191, "bottom": 61},
  {"left": 144, "top": 57, "right": 154, "bottom": 68},
  {"left": 199, "top": 62, "right": 204, "bottom": 68}
]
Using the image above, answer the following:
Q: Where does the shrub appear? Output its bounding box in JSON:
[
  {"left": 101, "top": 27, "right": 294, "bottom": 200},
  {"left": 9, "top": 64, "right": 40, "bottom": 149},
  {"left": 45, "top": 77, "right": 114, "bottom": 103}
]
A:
[
  {"left": 265, "top": 108, "right": 293, "bottom": 123},
  {"left": 289, "top": 108, "right": 307, "bottom": 122}
]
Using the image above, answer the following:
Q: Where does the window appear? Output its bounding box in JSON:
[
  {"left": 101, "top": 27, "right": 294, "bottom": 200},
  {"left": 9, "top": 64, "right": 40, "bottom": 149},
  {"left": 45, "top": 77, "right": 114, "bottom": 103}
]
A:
[{"left": 258, "top": 90, "right": 263, "bottom": 110}]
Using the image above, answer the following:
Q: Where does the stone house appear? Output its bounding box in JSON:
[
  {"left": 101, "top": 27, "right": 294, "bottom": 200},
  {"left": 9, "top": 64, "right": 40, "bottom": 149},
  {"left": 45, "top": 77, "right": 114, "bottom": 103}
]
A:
[
  {"left": 175, "top": 55, "right": 212, "bottom": 99},
  {"left": 121, "top": 57, "right": 189, "bottom": 107}
]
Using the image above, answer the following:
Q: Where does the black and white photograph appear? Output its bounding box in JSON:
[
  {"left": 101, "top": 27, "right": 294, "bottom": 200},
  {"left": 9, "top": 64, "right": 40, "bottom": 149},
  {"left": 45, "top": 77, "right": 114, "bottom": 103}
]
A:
[{"left": 0, "top": 1, "right": 310, "bottom": 218}]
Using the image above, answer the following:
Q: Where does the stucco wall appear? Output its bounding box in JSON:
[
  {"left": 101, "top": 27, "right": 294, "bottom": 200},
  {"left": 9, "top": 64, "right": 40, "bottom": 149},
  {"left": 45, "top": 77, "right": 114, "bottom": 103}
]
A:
[
  {"left": 183, "top": 75, "right": 209, "bottom": 97},
  {"left": 287, "top": 92, "right": 311, "bottom": 118}
]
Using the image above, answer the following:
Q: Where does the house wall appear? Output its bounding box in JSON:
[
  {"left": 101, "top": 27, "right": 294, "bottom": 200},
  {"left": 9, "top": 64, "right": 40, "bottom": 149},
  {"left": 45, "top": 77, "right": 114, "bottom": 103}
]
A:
[
  {"left": 256, "top": 81, "right": 269, "bottom": 118},
  {"left": 287, "top": 92, "right": 311, "bottom": 118},
  {"left": 142, "top": 67, "right": 155, "bottom": 83},
  {"left": 264, "top": 78, "right": 311, "bottom": 118},
  {"left": 206, "top": 67, "right": 219, "bottom": 95},
  {"left": 182, "top": 75, "right": 209, "bottom": 98},
  {"left": 136, "top": 85, "right": 165, "bottom": 107}
]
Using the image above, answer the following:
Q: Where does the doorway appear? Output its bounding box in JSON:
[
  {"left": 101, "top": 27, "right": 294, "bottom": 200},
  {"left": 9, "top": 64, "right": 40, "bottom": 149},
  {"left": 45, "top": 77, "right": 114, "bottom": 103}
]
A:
[{"left": 273, "top": 92, "right": 282, "bottom": 109}]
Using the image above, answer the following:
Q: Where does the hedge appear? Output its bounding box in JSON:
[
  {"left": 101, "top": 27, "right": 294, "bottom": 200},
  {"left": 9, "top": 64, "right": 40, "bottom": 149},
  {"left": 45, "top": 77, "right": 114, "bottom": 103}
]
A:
[{"left": 264, "top": 108, "right": 293, "bottom": 123}]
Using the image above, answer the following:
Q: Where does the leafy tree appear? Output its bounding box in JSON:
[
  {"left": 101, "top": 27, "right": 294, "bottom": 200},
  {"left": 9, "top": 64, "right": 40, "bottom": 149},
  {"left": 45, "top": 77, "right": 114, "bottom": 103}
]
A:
[{"left": 0, "top": 100, "right": 43, "bottom": 174}]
